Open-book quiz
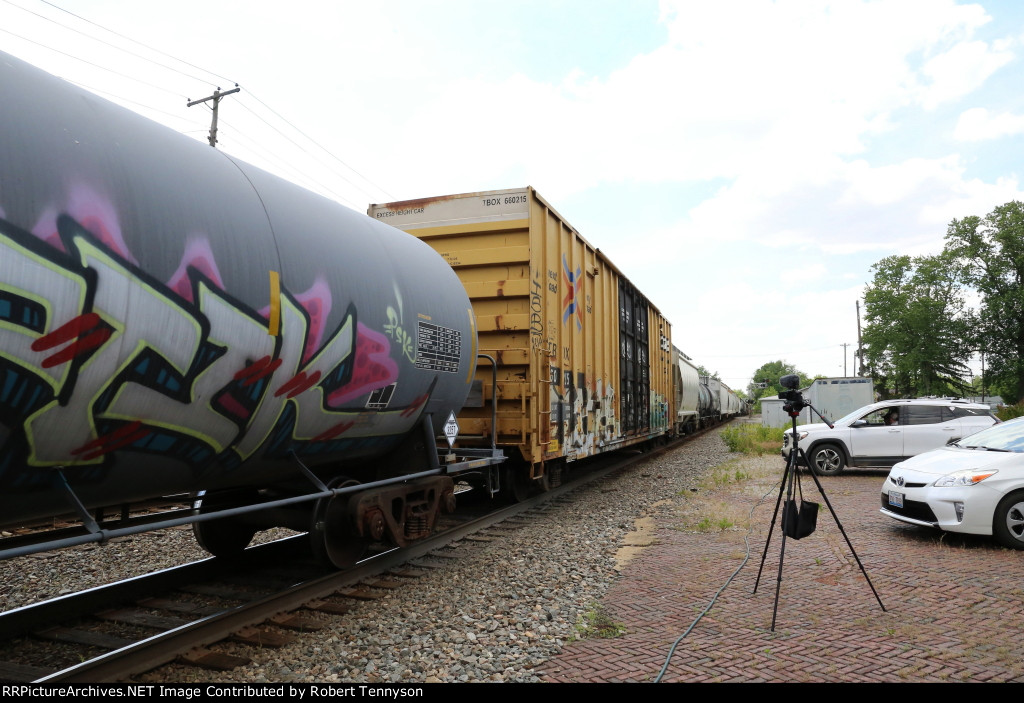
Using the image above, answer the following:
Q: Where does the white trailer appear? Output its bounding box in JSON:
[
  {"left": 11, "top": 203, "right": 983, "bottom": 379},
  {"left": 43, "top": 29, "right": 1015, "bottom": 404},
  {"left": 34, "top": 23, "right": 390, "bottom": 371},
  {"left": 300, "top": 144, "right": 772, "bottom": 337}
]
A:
[
  {"left": 804, "top": 377, "right": 874, "bottom": 424},
  {"left": 761, "top": 395, "right": 811, "bottom": 428}
]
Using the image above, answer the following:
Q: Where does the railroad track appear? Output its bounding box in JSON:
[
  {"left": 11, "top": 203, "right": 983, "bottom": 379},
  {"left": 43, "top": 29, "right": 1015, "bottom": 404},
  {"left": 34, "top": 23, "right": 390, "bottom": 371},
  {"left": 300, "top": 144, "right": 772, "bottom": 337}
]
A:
[{"left": 0, "top": 430, "right": 712, "bottom": 683}]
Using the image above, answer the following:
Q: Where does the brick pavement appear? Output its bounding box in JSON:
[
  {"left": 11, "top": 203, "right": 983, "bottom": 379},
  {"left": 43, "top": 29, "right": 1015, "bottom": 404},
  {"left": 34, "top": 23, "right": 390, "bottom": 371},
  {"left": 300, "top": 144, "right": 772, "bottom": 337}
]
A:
[{"left": 539, "top": 446, "right": 1024, "bottom": 683}]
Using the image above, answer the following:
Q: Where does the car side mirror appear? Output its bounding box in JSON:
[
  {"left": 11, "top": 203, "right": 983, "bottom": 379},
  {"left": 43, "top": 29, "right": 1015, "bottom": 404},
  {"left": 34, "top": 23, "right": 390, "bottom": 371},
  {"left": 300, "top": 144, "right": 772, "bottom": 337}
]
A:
[{"left": 851, "top": 419, "right": 867, "bottom": 428}]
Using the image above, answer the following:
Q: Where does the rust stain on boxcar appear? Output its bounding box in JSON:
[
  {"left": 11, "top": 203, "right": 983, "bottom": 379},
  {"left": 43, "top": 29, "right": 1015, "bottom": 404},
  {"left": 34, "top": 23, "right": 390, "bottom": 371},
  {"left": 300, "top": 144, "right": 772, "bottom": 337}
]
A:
[{"left": 375, "top": 194, "right": 461, "bottom": 211}]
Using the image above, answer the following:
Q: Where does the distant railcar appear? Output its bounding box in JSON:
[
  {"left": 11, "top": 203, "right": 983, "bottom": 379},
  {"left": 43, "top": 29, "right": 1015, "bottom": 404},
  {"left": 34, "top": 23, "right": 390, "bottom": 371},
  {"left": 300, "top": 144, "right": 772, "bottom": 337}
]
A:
[{"left": 673, "top": 346, "right": 701, "bottom": 435}]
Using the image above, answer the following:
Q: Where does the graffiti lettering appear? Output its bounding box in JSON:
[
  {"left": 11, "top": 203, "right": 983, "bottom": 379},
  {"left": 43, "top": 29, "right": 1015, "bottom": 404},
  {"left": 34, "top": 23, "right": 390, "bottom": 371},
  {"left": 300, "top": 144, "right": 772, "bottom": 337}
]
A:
[
  {"left": 529, "top": 275, "right": 544, "bottom": 345},
  {"left": 26, "top": 235, "right": 203, "bottom": 464},
  {"left": 384, "top": 305, "right": 416, "bottom": 363},
  {"left": 0, "top": 214, "right": 416, "bottom": 470}
]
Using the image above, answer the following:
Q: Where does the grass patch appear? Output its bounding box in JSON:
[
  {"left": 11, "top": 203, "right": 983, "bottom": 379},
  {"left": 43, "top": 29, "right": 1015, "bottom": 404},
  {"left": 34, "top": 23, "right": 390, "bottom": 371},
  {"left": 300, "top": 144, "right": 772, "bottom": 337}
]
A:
[
  {"left": 694, "top": 514, "right": 735, "bottom": 532},
  {"left": 573, "top": 603, "right": 626, "bottom": 640},
  {"left": 702, "top": 460, "right": 755, "bottom": 489},
  {"left": 720, "top": 424, "right": 785, "bottom": 455}
]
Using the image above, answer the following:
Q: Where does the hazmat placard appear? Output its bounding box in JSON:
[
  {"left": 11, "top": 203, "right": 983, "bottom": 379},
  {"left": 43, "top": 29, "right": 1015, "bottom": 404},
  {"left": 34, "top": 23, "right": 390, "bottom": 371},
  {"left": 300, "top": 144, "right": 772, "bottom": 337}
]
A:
[{"left": 443, "top": 411, "right": 459, "bottom": 446}]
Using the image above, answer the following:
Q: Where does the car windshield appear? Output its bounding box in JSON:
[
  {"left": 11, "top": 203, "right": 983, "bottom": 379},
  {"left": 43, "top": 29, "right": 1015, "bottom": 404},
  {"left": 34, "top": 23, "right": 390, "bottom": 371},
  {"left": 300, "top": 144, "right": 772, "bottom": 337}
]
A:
[
  {"left": 957, "top": 419, "right": 1024, "bottom": 452},
  {"left": 835, "top": 406, "right": 876, "bottom": 425}
]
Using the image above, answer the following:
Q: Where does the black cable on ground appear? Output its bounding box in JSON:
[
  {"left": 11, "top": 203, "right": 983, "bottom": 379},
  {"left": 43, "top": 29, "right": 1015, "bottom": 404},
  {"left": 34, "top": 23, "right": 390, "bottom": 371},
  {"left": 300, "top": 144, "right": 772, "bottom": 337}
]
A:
[{"left": 653, "top": 475, "right": 780, "bottom": 682}]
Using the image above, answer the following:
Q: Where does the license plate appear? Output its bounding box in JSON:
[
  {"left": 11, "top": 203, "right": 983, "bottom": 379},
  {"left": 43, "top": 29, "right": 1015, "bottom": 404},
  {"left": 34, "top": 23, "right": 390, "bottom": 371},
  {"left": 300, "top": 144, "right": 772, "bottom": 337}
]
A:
[{"left": 888, "top": 490, "right": 904, "bottom": 508}]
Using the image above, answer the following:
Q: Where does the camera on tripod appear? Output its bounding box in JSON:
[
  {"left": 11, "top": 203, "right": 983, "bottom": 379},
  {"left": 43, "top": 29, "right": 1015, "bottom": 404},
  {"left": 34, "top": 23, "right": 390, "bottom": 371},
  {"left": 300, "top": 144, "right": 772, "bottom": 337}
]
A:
[
  {"left": 753, "top": 373, "right": 885, "bottom": 630},
  {"left": 778, "top": 374, "right": 806, "bottom": 413}
]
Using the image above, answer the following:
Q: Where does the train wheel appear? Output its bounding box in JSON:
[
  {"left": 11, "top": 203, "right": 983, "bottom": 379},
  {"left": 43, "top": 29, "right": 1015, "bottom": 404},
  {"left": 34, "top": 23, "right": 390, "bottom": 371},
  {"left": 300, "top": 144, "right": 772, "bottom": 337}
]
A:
[
  {"left": 502, "top": 465, "right": 531, "bottom": 503},
  {"left": 191, "top": 489, "right": 259, "bottom": 558},
  {"left": 309, "top": 479, "right": 369, "bottom": 569}
]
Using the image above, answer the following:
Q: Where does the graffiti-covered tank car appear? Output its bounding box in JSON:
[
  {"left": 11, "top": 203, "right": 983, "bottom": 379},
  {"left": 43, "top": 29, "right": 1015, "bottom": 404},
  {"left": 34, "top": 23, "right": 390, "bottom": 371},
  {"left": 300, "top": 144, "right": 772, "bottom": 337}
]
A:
[
  {"left": 369, "top": 189, "right": 674, "bottom": 499},
  {"left": 0, "top": 50, "right": 503, "bottom": 567}
]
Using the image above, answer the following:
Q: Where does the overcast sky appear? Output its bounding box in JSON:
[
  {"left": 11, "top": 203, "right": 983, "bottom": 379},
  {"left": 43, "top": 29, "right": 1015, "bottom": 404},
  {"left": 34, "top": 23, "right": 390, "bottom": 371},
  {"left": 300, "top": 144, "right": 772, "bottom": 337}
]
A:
[{"left": 3, "top": 0, "right": 1023, "bottom": 393}]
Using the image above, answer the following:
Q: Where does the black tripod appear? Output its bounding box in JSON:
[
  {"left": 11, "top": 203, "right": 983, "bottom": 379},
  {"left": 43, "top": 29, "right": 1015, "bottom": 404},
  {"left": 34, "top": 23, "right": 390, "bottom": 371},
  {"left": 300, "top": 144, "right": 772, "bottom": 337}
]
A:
[{"left": 753, "top": 396, "right": 886, "bottom": 631}]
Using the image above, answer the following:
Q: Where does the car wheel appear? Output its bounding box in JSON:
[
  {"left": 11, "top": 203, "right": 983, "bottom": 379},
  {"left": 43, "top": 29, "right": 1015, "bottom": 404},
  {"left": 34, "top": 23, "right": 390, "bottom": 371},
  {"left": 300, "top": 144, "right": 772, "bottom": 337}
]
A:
[
  {"left": 809, "top": 444, "right": 845, "bottom": 475},
  {"left": 993, "top": 491, "right": 1024, "bottom": 550}
]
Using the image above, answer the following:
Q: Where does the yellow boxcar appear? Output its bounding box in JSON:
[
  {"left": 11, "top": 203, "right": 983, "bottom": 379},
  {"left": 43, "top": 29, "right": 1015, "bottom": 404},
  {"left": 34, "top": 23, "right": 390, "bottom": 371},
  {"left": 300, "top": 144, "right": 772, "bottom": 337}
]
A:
[{"left": 369, "top": 187, "right": 673, "bottom": 495}]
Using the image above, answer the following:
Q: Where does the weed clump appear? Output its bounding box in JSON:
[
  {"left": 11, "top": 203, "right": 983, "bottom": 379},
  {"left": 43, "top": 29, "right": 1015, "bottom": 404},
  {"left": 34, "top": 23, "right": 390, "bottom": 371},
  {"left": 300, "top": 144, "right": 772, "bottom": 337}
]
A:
[
  {"left": 573, "top": 603, "right": 626, "bottom": 640},
  {"left": 721, "top": 424, "right": 785, "bottom": 455}
]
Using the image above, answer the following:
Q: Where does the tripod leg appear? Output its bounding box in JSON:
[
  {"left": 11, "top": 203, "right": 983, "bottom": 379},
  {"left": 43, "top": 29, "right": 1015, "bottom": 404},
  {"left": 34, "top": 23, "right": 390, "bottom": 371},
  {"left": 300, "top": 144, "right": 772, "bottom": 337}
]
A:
[
  {"left": 753, "top": 454, "right": 792, "bottom": 594},
  {"left": 800, "top": 454, "right": 886, "bottom": 612},
  {"left": 770, "top": 452, "right": 799, "bottom": 631}
]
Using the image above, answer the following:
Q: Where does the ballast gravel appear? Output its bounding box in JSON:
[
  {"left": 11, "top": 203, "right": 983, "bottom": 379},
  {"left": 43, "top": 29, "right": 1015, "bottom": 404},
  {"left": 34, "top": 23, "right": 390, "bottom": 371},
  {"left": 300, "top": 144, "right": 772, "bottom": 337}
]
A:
[{"left": 0, "top": 430, "right": 737, "bottom": 684}]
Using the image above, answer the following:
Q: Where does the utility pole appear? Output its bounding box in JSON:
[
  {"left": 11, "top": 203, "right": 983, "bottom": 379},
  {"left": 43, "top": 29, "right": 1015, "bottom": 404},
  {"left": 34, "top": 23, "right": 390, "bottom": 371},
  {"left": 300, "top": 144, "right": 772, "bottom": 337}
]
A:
[
  {"left": 187, "top": 85, "right": 241, "bottom": 148},
  {"left": 856, "top": 300, "right": 864, "bottom": 376},
  {"left": 841, "top": 342, "right": 850, "bottom": 377},
  {"left": 980, "top": 349, "right": 986, "bottom": 403}
]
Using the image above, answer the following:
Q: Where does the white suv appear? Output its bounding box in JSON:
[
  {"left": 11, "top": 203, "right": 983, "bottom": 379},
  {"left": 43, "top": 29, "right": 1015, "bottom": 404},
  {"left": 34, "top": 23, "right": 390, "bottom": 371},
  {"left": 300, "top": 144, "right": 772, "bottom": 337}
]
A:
[{"left": 782, "top": 398, "right": 999, "bottom": 475}]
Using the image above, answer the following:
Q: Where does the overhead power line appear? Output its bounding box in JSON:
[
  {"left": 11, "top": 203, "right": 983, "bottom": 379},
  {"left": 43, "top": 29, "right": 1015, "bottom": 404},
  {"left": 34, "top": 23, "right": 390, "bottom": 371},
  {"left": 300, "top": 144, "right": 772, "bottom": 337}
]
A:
[
  {"left": 30, "top": 0, "right": 233, "bottom": 87},
  {"left": 5, "top": 0, "right": 397, "bottom": 207},
  {"left": 235, "top": 94, "right": 394, "bottom": 202}
]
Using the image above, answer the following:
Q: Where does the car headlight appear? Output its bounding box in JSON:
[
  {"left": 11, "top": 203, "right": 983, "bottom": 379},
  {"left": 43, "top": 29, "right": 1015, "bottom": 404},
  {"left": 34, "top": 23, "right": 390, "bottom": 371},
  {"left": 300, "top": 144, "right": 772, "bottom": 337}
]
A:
[{"left": 933, "top": 469, "right": 998, "bottom": 487}]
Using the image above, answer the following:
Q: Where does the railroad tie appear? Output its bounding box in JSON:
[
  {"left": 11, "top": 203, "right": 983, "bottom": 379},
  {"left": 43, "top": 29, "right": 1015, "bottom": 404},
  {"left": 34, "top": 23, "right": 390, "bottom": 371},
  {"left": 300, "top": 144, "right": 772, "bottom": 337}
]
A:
[
  {"left": 179, "top": 647, "right": 251, "bottom": 671},
  {"left": 230, "top": 627, "right": 295, "bottom": 647},
  {"left": 268, "top": 613, "right": 325, "bottom": 631}
]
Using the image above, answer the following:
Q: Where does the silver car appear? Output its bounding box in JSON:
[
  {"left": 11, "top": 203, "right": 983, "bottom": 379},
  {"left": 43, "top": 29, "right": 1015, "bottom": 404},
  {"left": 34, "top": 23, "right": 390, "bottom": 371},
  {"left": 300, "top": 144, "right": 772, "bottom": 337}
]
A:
[{"left": 782, "top": 398, "right": 998, "bottom": 475}]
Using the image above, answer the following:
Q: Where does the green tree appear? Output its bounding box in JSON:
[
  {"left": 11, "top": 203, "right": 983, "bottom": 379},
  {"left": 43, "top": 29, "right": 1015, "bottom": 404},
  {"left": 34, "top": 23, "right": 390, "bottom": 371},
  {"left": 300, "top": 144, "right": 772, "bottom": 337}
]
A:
[
  {"left": 747, "top": 360, "right": 810, "bottom": 409},
  {"left": 945, "top": 201, "right": 1024, "bottom": 403},
  {"left": 861, "top": 253, "right": 971, "bottom": 398},
  {"left": 696, "top": 365, "right": 720, "bottom": 381}
]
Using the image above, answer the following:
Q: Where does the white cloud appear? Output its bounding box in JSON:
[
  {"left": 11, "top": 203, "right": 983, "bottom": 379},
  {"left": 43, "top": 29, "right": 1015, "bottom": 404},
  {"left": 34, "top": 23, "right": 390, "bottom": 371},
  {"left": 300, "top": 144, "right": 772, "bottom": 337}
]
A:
[
  {"left": 919, "top": 39, "right": 1014, "bottom": 110},
  {"left": 954, "top": 106, "right": 1024, "bottom": 140}
]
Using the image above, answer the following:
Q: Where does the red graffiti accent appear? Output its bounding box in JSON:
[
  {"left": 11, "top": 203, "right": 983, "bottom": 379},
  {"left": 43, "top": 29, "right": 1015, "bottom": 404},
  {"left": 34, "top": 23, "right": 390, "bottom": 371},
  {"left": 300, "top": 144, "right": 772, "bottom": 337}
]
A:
[
  {"left": 71, "top": 420, "right": 151, "bottom": 459},
  {"left": 234, "top": 355, "right": 272, "bottom": 380},
  {"left": 274, "top": 370, "right": 322, "bottom": 398},
  {"left": 167, "top": 238, "right": 225, "bottom": 302},
  {"left": 215, "top": 392, "right": 252, "bottom": 420},
  {"left": 251, "top": 358, "right": 283, "bottom": 385},
  {"left": 72, "top": 420, "right": 142, "bottom": 452},
  {"left": 235, "top": 356, "right": 283, "bottom": 387},
  {"left": 77, "top": 427, "right": 151, "bottom": 460},
  {"left": 326, "top": 323, "right": 399, "bottom": 407},
  {"left": 400, "top": 392, "right": 429, "bottom": 418},
  {"left": 31, "top": 313, "right": 101, "bottom": 351},
  {"left": 31, "top": 313, "right": 112, "bottom": 368},
  {"left": 311, "top": 420, "right": 355, "bottom": 442},
  {"left": 39, "top": 329, "right": 112, "bottom": 368}
]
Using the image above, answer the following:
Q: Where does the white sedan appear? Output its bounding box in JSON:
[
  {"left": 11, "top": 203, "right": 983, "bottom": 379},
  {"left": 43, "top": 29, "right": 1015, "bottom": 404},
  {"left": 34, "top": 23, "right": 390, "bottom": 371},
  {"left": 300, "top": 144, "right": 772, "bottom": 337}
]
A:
[{"left": 881, "top": 417, "right": 1024, "bottom": 549}]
